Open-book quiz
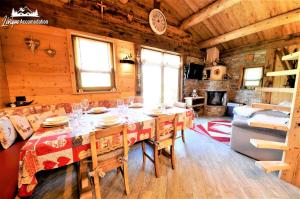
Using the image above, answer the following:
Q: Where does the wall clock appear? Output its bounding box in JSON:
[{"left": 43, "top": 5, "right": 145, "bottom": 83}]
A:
[{"left": 149, "top": 9, "right": 167, "bottom": 35}]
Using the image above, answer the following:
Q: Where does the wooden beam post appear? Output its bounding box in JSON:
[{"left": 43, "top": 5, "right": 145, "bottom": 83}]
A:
[
  {"left": 280, "top": 52, "right": 300, "bottom": 187},
  {"left": 262, "top": 49, "right": 276, "bottom": 103},
  {"left": 180, "top": 0, "right": 241, "bottom": 30},
  {"left": 221, "top": 33, "right": 300, "bottom": 57},
  {"left": 198, "top": 9, "right": 300, "bottom": 49}
]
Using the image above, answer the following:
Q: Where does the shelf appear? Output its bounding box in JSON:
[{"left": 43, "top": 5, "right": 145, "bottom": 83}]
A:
[
  {"left": 250, "top": 139, "right": 288, "bottom": 150},
  {"left": 191, "top": 104, "right": 204, "bottom": 107},
  {"left": 266, "top": 69, "right": 297, "bottom": 77},
  {"left": 255, "top": 161, "right": 290, "bottom": 173},
  {"left": 282, "top": 51, "right": 300, "bottom": 61},
  {"left": 255, "top": 87, "right": 294, "bottom": 93},
  {"left": 251, "top": 103, "right": 291, "bottom": 112},
  {"left": 249, "top": 121, "right": 289, "bottom": 131},
  {"left": 184, "top": 97, "right": 205, "bottom": 99}
]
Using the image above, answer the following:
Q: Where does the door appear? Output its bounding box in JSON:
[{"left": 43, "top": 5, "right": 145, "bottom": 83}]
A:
[{"left": 141, "top": 48, "right": 181, "bottom": 107}]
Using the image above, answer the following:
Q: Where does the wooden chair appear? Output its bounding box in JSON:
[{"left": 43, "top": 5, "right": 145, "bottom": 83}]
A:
[
  {"left": 173, "top": 102, "right": 186, "bottom": 143},
  {"left": 142, "top": 114, "right": 179, "bottom": 177},
  {"left": 80, "top": 125, "right": 130, "bottom": 199}
]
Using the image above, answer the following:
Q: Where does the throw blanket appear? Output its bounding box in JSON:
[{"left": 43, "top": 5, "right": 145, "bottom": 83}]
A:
[{"left": 233, "top": 106, "right": 263, "bottom": 118}]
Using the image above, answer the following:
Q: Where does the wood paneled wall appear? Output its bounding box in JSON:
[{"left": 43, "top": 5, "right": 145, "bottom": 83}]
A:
[
  {"left": 0, "top": 0, "right": 203, "bottom": 58},
  {"left": 0, "top": 39, "right": 9, "bottom": 107},
  {"left": 0, "top": 25, "right": 136, "bottom": 105}
]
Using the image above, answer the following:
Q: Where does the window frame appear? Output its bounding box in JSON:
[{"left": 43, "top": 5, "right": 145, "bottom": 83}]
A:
[
  {"left": 241, "top": 66, "right": 264, "bottom": 90},
  {"left": 67, "top": 30, "right": 118, "bottom": 94},
  {"left": 140, "top": 46, "right": 182, "bottom": 104}
]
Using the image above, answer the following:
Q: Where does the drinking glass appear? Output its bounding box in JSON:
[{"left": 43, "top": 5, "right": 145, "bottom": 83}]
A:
[
  {"left": 117, "top": 99, "right": 125, "bottom": 117},
  {"left": 72, "top": 103, "right": 83, "bottom": 119},
  {"left": 76, "top": 104, "right": 83, "bottom": 116},
  {"left": 128, "top": 96, "right": 134, "bottom": 106},
  {"left": 117, "top": 99, "right": 124, "bottom": 108},
  {"left": 81, "top": 98, "right": 89, "bottom": 114}
]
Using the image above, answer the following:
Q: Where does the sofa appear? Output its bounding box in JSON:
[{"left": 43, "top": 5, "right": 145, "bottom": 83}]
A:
[
  {"left": 0, "top": 97, "right": 142, "bottom": 199},
  {"left": 230, "top": 106, "right": 288, "bottom": 161}
]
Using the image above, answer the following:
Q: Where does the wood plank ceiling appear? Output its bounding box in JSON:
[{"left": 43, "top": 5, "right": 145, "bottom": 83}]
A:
[
  {"left": 164, "top": 0, "right": 300, "bottom": 51},
  {"left": 0, "top": 0, "right": 299, "bottom": 53}
]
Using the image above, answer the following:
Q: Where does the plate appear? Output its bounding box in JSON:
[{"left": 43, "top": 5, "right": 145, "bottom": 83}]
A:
[
  {"left": 88, "top": 107, "right": 108, "bottom": 114},
  {"left": 45, "top": 116, "right": 69, "bottom": 123},
  {"left": 42, "top": 120, "right": 69, "bottom": 127},
  {"left": 129, "top": 103, "right": 143, "bottom": 108},
  {"left": 95, "top": 119, "right": 124, "bottom": 128},
  {"left": 145, "top": 110, "right": 164, "bottom": 117},
  {"left": 42, "top": 116, "right": 69, "bottom": 127}
]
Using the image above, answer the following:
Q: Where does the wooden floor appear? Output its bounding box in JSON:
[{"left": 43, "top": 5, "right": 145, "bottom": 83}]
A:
[{"left": 30, "top": 118, "right": 300, "bottom": 199}]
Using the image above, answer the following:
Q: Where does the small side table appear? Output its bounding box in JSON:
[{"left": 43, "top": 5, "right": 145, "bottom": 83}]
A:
[{"left": 184, "top": 97, "right": 205, "bottom": 117}]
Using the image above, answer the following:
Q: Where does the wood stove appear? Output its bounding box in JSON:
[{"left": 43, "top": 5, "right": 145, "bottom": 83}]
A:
[
  {"left": 205, "top": 90, "right": 227, "bottom": 117},
  {"left": 206, "top": 91, "right": 227, "bottom": 106}
]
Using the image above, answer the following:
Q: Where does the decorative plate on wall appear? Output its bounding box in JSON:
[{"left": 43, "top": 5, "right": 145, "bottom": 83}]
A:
[{"left": 149, "top": 9, "right": 167, "bottom": 35}]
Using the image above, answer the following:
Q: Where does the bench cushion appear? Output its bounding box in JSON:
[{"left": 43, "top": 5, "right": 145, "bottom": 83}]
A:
[
  {"left": 0, "top": 117, "right": 17, "bottom": 149},
  {"left": 9, "top": 115, "right": 34, "bottom": 140}
]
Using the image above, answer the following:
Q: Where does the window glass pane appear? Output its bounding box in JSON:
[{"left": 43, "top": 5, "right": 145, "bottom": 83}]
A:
[
  {"left": 141, "top": 49, "right": 163, "bottom": 64},
  {"left": 142, "top": 64, "right": 161, "bottom": 107},
  {"left": 77, "top": 37, "right": 112, "bottom": 72},
  {"left": 81, "top": 72, "right": 111, "bottom": 88},
  {"left": 244, "top": 67, "right": 263, "bottom": 81},
  {"left": 245, "top": 80, "right": 260, "bottom": 86},
  {"left": 164, "top": 67, "right": 179, "bottom": 104},
  {"left": 141, "top": 48, "right": 180, "bottom": 107},
  {"left": 164, "top": 54, "right": 180, "bottom": 67}
]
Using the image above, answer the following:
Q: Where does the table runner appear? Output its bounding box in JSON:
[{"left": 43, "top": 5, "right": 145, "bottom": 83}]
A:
[{"left": 18, "top": 107, "right": 193, "bottom": 196}]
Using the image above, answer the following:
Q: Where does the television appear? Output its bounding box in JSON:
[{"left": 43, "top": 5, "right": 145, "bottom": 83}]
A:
[{"left": 185, "top": 63, "right": 204, "bottom": 80}]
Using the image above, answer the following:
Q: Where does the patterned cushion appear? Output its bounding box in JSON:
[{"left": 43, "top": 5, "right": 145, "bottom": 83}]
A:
[
  {"left": 27, "top": 107, "right": 66, "bottom": 131},
  {"left": 97, "top": 134, "right": 123, "bottom": 154},
  {"left": 9, "top": 115, "right": 34, "bottom": 140},
  {"left": 0, "top": 117, "right": 17, "bottom": 149}
]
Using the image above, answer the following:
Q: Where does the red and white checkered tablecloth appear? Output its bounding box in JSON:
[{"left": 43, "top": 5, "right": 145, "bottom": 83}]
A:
[{"left": 18, "top": 107, "right": 194, "bottom": 196}]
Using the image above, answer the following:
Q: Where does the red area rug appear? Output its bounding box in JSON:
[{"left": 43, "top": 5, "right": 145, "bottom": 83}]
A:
[{"left": 192, "top": 120, "right": 232, "bottom": 145}]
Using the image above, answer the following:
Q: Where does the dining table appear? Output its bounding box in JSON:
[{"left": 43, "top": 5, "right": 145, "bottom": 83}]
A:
[{"left": 17, "top": 106, "right": 194, "bottom": 197}]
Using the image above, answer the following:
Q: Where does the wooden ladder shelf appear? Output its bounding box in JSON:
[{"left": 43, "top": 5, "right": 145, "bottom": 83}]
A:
[
  {"left": 250, "top": 139, "right": 288, "bottom": 150},
  {"left": 266, "top": 69, "right": 297, "bottom": 77},
  {"left": 255, "top": 161, "right": 290, "bottom": 173},
  {"left": 255, "top": 87, "right": 294, "bottom": 93},
  {"left": 282, "top": 51, "right": 300, "bottom": 61},
  {"left": 249, "top": 121, "right": 289, "bottom": 131},
  {"left": 249, "top": 50, "right": 300, "bottom": 187},
  {"left": 251, "top": 103, "right": 291, "bottom": 112}
]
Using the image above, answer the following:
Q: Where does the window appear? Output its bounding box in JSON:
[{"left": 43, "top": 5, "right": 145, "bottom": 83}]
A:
[
  {"left": 242, "top": 67, "right": 263, "bottom": 89},
  {"left": 72, "top": 36, "right": 114, "bottom": 91},
  {"left": 141, "top": 48, "right": 181, "bottom": 106}
]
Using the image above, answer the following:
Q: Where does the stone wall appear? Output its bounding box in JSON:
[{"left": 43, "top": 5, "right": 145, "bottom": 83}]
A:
[
  {"left": 221, "top": 49, "right": 267, "bottom": 105},
  {"left": 184, "top": 49, "right": 268, "bottom": 105},
  {"left": 184, "top": 80, "right": 229, "bottom": 97}
]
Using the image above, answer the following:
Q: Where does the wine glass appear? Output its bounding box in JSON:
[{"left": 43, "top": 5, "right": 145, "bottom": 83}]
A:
[
  {"left": 128, "top": 96, "right": 134, "bottom": 107},
  {"left": 117, "top": 99, "right": 124, "bottom": 109},
  {"left": 72, "top": 103, "right": 82, "bottom": 119},
  {"left": 81, "top": 98, "right": 89, "bottom": 114},
  {"left": 117, "top": 99, "right": 125, "bottom": 117}
]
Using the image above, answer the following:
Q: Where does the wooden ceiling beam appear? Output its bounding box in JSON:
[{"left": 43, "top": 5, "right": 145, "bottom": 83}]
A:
[
  {"left": 198, "top": 9, "right": 300, "bottom": 49},
  {"left": 221, "top": 33, "right": 300, "bottom": 57},
  {"left": 180, "top": 0, "right": 241, "bottom": 30}
]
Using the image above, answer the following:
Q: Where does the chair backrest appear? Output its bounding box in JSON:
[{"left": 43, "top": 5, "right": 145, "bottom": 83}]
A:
[
  {"left": 155, "top": 114, "right": 178, "bottom": 142},
  {"left": 90, "top": 125, "right": 128, "bottom": 169}
]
